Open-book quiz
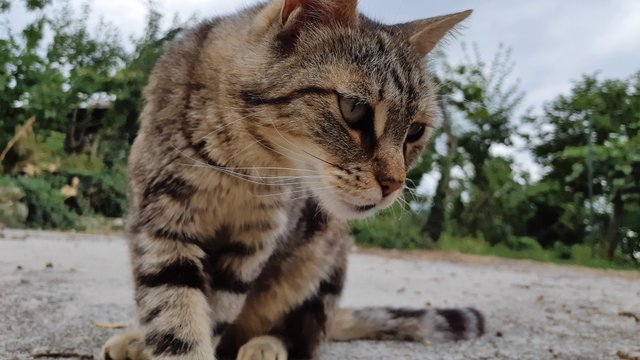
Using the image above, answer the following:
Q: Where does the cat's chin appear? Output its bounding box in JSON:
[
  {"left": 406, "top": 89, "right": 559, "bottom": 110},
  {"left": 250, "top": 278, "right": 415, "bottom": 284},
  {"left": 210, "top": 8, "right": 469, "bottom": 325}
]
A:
[{"left": 312, "top": 193, "right": 398, "bottom": 220}]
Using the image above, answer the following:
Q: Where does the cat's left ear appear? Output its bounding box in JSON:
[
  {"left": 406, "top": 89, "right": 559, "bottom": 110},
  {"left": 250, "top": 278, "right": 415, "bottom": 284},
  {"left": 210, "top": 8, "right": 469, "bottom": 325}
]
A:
[
  {"left": 397, "top": 10, "right": 472, "bottom": 57},
  {"left": 280, "top": 0, "right": 359, "bottom": 29}
]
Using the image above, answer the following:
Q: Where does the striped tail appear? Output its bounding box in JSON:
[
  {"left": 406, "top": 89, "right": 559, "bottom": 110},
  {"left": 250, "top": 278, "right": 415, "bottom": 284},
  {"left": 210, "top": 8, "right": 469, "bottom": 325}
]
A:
[{"left": 329, "top": 307, "right": 485, "bottom": 343}]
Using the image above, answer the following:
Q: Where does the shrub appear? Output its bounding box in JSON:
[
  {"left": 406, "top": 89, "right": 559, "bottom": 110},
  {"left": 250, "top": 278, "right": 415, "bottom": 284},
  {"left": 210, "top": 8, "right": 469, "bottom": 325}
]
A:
[
  {"left": 0, "top": 176, "right": 28, "bottom": 227},
  {"left": 351, "top": 210, "right": 428, "bottom": 249},
  {"left": 67, "top": 169, "right": 128, "bottom": 217},
  {"left": 552, "top": 242, "right": 572, "bottom": 260},
  {"left": 504, "top": 236, "right": 543, "bottom": 252},
  {"left": 15, "top": 176, "right": 78, "bottom": 229}
]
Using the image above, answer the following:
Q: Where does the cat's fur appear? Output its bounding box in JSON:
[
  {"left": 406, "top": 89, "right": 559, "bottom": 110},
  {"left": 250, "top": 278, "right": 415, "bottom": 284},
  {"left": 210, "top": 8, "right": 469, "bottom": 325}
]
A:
[{"left": 102, "top": 1, "right": 482, "bottom": 359}]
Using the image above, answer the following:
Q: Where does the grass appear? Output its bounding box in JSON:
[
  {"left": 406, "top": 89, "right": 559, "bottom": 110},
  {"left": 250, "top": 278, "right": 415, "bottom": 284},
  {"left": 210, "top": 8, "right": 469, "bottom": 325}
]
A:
[
  {"left": 350, "top": 205, "right": 638, "bottom": 271},
  {"left": 438, "top": 234, "right": 639, "bottom": 271}
]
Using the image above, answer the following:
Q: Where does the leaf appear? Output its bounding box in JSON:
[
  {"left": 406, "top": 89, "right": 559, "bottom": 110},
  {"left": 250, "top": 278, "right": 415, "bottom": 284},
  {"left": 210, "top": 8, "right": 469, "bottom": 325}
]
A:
[
  {"left": 612, "top": 178, "right": 626, "bottom": 188},
  {"left": 564, "top": 163, "right": 585, "bottom": 183},
  {"left": 93, "top": 321, "right": 129, "bottom": 329}
]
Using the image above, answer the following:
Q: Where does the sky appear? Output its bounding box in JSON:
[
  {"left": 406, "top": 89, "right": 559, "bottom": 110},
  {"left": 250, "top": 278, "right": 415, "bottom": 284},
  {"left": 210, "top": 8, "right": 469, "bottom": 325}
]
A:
[
  {"left": 26, "top": 0, "right": 636, "bottom": 112},
  {"left": 6, "top": 0, "right": 640, "bottom": 186}
]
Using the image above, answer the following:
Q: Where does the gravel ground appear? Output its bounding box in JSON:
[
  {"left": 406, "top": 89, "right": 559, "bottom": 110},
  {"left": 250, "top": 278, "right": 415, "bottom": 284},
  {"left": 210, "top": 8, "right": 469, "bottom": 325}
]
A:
[{"left": 1, "top": 229, "right": 638, "bottom": 360}]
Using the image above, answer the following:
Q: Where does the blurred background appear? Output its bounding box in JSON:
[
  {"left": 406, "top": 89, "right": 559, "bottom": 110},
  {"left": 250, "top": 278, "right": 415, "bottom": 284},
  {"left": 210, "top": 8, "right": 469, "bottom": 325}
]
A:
[{"left": 1, "top": 0, "right": 638, "bottom": 269}]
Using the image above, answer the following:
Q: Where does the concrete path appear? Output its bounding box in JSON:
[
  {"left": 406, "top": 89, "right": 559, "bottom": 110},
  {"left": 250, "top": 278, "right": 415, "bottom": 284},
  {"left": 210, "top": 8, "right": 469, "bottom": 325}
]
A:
[{"left": 1, "top": 229, "right": 638, "bottom": 360}]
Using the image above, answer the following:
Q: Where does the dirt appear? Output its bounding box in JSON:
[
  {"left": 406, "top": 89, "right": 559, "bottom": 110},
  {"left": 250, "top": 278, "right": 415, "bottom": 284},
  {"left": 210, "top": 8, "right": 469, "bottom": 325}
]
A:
[{"left": 1, "top": 229, "right": 638, "bottom": 360}]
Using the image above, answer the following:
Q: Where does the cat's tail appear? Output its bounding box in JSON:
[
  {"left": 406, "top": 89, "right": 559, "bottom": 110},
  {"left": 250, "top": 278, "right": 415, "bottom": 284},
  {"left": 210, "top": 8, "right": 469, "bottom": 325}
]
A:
[{"left": 328, "top": 306, "right": 485, "bottom": 343}]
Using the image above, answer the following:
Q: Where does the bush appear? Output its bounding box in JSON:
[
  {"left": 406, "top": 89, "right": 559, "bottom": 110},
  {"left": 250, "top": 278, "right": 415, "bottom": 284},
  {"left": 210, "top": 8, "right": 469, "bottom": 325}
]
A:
[
  {"left": 481, "top": 224, "right": 512, "bottom": 246},
  {"left": 15, "top": 176, "right": 78, "bottom": 229},
  {"left": 0, "top": 176, "right": 28, "bottom": 227},
  {"left": 552, "top": 242, "right": 572, "bottom": 260},
  {"left": 504, "top": 236, "right": 543, "bottom": 252},
  {"left": 619, "top": 236, "right": 640, "bottom": 264},
  {"left": 351, "top": 209, "right": 428, "bottom": 249},
  {"left": 67, "top": 170, "right": 128, "bottom": 217}
]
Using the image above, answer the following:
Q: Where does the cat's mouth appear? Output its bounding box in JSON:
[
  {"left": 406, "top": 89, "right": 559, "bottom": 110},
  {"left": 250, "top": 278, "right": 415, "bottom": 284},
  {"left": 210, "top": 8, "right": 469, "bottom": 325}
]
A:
[
  {"left": 353, "top": 203, "right": 377, "bottom": 212},
  {"left": 311, "top": 188, "right": 396, "bottom": 220},
  {"left": 338, "top": 200, "right": 379, "bottom": 216}
]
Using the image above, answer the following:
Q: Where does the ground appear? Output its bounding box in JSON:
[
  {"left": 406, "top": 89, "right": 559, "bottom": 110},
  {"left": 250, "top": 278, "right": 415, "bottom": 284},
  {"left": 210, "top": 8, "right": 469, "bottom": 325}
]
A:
[{"left": 0, "top": 229, "right": 638, "bottom": 360}]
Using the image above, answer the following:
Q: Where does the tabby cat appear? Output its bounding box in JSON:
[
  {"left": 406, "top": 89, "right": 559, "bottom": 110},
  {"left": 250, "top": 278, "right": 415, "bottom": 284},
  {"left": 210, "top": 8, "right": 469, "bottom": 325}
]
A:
[{"left": 101, "top": 1, "right": 483, "bottom": 359}]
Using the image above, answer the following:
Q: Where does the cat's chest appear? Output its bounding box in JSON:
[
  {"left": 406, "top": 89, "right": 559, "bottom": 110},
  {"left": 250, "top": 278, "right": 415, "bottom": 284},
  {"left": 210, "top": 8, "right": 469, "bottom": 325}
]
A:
[{"left": 187, "top": 179, "right": 307, "bottom": 241}]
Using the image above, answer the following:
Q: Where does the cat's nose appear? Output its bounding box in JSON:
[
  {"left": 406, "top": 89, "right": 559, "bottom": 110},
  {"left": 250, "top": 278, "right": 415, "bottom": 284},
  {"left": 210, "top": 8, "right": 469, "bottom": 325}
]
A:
[{"left": 377, "top": 177, "right": 403, "bottom": 197}]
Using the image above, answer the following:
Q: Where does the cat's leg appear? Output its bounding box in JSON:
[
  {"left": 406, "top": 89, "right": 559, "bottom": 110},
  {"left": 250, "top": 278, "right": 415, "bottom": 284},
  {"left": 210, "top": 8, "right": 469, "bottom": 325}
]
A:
[
  {"left": 101, "top": 332, "right": 144, "bottom": 360},
  {"left": 266, "top": 263, "right": 345, "bottom": 360},
  {"left": 117, "top": 232, "right": 215, "bottom": 360},
  {"left": 217, "top": 222, "right": 349, "bottom": 360},
  {"left": 101, "top": 225, "right": 278, "bottom": 360}
]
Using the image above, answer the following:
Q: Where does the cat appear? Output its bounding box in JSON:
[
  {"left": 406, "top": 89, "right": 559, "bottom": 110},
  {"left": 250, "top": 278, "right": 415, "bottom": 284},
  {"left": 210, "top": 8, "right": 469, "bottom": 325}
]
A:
[{"left": 101, "top": 1, "right": 482, "bottom": 359}]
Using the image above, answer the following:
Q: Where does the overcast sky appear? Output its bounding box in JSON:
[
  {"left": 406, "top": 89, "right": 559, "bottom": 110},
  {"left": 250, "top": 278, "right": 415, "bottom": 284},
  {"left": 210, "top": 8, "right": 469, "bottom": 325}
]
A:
[
  {"left": 9, "top": 0, "right": 640, "bottom": 112},
  {"left": 7, "top": 0, "right": 640, "bottom": 183}
]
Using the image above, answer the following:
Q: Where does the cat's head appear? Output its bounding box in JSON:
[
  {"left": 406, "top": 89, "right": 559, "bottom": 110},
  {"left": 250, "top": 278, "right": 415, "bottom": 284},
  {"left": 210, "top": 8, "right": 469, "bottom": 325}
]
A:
[{"left": 238, "top": 0, "right": 470, "bottom": 219}]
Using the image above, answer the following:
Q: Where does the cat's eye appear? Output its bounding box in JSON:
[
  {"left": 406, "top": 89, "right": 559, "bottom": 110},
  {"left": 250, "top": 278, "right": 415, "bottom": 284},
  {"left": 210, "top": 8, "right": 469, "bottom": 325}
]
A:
[
  {"left": 406, "top": 123, "right": 426, "bottom": 143},
  {"left": 339, "top": 96, "right": 369, "bottom": 126}
]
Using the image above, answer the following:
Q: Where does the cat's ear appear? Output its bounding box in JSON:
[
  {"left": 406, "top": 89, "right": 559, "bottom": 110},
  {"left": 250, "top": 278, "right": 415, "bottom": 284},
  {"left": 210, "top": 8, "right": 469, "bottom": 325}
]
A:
[
  {"left": 397, "top": 10, "right": 472, "bottom": 56},
  {"left": 280, "top": 0, "right": 359, "bottom": 29}
]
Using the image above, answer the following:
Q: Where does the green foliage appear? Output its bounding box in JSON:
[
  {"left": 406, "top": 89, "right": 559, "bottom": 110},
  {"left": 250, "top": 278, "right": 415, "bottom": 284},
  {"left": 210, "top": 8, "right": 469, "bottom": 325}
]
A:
[
  {"left": 0, "top": 175, "right": 28, "bottom": 226},
  {"left": 0, "top": 1, "right": 637, "bottom": 270},
  {"left": 504, "top": 236, "right": 542, "bottom": 252},
  {"left": 427, "top": 44, "right": 526, "bottom": 245},
  {"left": 14, "top": 175, "right": 78, "bottom": 229},
  {"left": 351, "top": 207, "right": 428, "bottom": 249},
  {"left": 438, "top": 233, "right": 636, "bottom": 270},
  {"left": 532, "top": 73, "right": 640, "bottom": 260},
  {"left": 70, "top": 169, "right": 127, "bottom": 217},
  {"left": 0, "top": 0, "right": 175, "bottom": 229}
]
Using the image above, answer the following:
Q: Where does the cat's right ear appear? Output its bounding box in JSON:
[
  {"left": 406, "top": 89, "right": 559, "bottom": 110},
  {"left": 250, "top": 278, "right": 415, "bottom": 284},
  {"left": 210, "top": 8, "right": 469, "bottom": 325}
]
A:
[{"left": 397, "top": 10, "right": 472, "bottom": 57}]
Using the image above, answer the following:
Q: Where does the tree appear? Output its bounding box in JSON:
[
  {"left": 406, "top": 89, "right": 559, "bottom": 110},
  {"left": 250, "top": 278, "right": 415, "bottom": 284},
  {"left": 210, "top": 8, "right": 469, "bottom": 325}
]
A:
[
  {"left": 0, "top": 0, "right": 182, "bottom": 226},
  {"left": 0, "top": 0, "right": 124, "bottom": 172},
  {"left": 532, "top": 73, "right": 640, "bottom": 260},
  {"left": 420, "top": 44, "right": 525, "bottom": 244}
]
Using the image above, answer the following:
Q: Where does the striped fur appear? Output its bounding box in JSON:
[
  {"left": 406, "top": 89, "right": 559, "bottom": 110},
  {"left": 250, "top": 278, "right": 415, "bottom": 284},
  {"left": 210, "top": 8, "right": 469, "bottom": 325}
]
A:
[
  {"left": 102, "top": 1, "right": 475, "bottom": 359},
  {"left": 329, "top": 307, "right": 485, "bottom": 343}
]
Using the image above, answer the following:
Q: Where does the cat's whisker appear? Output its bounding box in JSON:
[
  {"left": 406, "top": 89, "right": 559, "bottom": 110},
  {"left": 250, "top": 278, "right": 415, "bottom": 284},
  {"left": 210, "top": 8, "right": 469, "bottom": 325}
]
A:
[
  {"left": 302, "top": 149, "right": 342, "bottom": 170},
  {"left": 397, "top": 195, "right": 412, "bottom": 213},
  {"left": 403, "top": 185, "right": 421, "bottom": 203},
  {"left": 253, "top": 185, "right": 334, "bottom": 199},
  {"left": 171, "top": 142, "right": 327, "bottom": 182},
  {"left": 244, "top": 129, "right": 320, "bottom": 169},
  {"left": 176, "top": 168, "right": 328, "bottom": 189},
  {"left": 170, "top": 146, "right": 302, "bottom": 186},
  {"left": 392, "top": 197, "right": 408, "bottom": 220},
  {"left": 405, "top": 178, "right": 418, "bottom": 189},
  {"left": 266, "top": 118, "right": 342, "bottom": 170},
  {"left": 228, "top": 166, "right": 321, "bottom": 173},
  {"left": 195, "top": 110, "right": 265, "bottom": 144},
  {"left": 179, "top": 163, "right": 330, "bottom": 186},
  {"left": 219, "top": 138, "right": 261, "bottom": 167},
  {"left": 265, "top": 136, "right": 320, "bottom": 169},
  {"left": 254, "top": 185, "right": 335, "bottom": 199},
  {"left": 175, "top": 161, "right": 280, "bottom": 187},
  {"left": 288, "top": 188, "right": 341, "bottom": 203}
]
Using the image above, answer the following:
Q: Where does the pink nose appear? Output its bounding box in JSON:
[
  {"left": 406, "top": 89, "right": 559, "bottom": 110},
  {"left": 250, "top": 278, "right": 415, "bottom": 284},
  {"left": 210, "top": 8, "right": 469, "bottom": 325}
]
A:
[{"left": 377, "top": 177, "right": 403, "bottom": 197}]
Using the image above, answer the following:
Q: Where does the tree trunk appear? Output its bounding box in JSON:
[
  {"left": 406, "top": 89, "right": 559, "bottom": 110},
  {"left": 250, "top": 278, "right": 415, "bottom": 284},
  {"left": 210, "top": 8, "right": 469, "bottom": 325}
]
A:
[
  {"left": 64, "top": 108, "right": 89, "bottom": 154},
  {"left": 604, "top": 190, "right": 624, "bottom": 260},
  {"left": 422, "top": 98, "right": 456, "bottom": 243}
]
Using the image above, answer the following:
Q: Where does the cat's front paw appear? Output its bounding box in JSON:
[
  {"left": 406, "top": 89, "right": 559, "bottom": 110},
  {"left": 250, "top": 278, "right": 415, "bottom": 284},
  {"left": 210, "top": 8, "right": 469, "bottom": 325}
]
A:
[
  {"left": 236, "top": 335, "right": 287, "bottom": 360},
  {"left": 101, "top": 332, "right": 146, "bottom": 360}
]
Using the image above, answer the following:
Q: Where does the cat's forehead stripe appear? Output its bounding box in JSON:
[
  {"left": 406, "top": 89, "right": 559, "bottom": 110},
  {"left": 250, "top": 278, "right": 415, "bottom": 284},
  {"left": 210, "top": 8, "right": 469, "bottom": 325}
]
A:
[{"left": 373, "top": 101, "right": 388, "bottom": 140}]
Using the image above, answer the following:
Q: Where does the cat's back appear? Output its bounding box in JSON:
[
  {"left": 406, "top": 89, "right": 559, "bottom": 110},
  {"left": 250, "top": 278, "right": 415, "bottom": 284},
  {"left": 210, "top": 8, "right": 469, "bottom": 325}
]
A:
[
  {"left": 128, "top": 5, "right": 266, "bottom": 187},
  {"left": 137, "top": 3, "right": 267, "bottom": 128}
]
